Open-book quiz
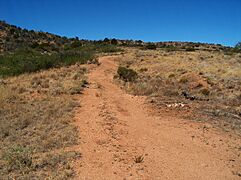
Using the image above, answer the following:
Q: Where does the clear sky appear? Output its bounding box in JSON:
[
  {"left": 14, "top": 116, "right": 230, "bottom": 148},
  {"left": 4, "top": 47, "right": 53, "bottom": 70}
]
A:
[{"left": 0, "top": 0, "right": 240, "bottom": 46}]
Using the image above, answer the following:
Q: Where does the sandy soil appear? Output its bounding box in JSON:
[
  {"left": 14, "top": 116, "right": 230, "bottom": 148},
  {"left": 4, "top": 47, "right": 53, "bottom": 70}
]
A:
[{"left": 73, "top": 56, "right": 241, "bottom": 180}]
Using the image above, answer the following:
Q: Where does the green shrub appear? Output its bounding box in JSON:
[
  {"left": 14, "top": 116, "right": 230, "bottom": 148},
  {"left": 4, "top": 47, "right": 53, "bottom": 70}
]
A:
[
  {"left": 0, "top": 48, "right": 94, "bottom": 77},
  {"left": 103, "top": 38, "right": 110, "bottom": 43},
  {"left": 117, "top": 66, "right": 138, "bottom": 82},
  {"left": 223, "top": 47, "right": 241, "bottom": 55},
  {"left": 164, "top": 45, "right": 178, "bottom": 52},
  {"left": 94, "top": 44, "right": 121, "bottom": 53},
  {"left": 0, "top": 39, "right": 121, "bottom": 77},
  {"left": 70, "top": 41, "right": 83, "bottom": 48},
  {"left": 145, "top": 44, "right": 157, "bottom": 50},
  {"left": 111, "top": 38, "right": 118, "bottom": 45},
  {"left": 185, "top": 47, "right": 195, "bottom": 51}
]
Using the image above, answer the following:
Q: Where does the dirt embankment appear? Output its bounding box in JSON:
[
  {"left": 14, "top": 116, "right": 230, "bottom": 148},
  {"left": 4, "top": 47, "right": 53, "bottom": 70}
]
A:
[{"left": 73, "top": 56, "right": 241, "bottom": 179}]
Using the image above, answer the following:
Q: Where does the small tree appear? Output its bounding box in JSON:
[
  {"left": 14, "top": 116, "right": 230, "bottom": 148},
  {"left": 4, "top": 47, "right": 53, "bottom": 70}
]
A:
[
  {"left": 111, "top": 38, "right": 118, "bottom": 45},
  {"left": 103, "top": 38, "right": 110, "bottom": 43},
  {"left": 235, "top": 42, "right": 241, "bottom": 49}
]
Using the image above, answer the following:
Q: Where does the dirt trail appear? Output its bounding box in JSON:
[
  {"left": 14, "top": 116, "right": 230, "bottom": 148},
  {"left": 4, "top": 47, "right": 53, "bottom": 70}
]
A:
[{"left": 73, "top": 56, "right": 241, "bottom": 180}]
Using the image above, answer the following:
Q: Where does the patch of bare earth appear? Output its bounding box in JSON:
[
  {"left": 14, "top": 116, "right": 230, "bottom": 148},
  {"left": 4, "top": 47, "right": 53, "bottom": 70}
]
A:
[{"left": 73, "top": 56, "right": 241, "bottom": 179}]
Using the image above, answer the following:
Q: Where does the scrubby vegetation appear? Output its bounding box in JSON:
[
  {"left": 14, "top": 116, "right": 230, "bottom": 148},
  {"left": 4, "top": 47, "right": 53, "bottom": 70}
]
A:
[
  {"left": 117, "top": 66, "right": 138, "bottom": 82},
  {"left": 1, "top": 20, "right": 240, "bottom": 178},
  {"left": 0, "top": 48, "right": 93, "bottom": 77},
  {"left": 0, "top": 64, "right": 87, "bottom": 179},
  {"left": 118, "top": 47, "right": 241, "bottom": 134},
  {"left": 0, "top": 21, "right": 121, "bottom": 77},
  {"left": 0, "top": 21, "right": 123, "bottom": 179},
  {"left": 0, "top": 20, "right": 71, "bottom": 53},
  {"left": 0, "top": 43, "right": 121, "bottom": 77},
  {"left": 145, "top": 44, "right": 157, "bottom": 50},
  {"left": 235, "top": 42, "right": 241, "bottom": 49}
]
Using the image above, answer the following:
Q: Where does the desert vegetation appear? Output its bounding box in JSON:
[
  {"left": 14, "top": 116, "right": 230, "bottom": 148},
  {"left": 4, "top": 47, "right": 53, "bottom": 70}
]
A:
[
  {"left": 0, "top": 20, "right": 121, "bottom": 77},
  {"left": 1, "top": 20, "right": 241, "bottom": 179},
  {"left": 0, "top": 48, "right": 92, "bottom": 77},
  {"left": 117, "top": 47, "right": 241, "bottom": 134},
  {"left": 0, "top": 64, "right": 90, "bottom": 179},
  {"left": 117, "top": 66, "right": 138, "bottom": 82},
  {"left": 0, "top": 21, "right": 123, "bottom": 179}
]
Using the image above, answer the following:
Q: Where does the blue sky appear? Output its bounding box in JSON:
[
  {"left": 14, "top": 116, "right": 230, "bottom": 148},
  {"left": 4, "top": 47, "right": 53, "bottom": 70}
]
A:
[{"left": 0, "top": 0, "right": 240, "bottom": 46}]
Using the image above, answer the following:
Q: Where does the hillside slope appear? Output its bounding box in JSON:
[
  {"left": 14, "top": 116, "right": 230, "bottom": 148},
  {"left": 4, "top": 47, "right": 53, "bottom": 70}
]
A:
[
  {"left": 0, "top": 20, "right": 78, "bottom": 53},
  {"left": 0, "top": 21, "right": 240, "bottom": 179}
]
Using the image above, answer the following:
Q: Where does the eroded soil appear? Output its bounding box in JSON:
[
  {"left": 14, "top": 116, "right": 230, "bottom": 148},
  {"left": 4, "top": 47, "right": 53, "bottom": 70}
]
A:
[{"left": 73, "top": 56, "right": 241, "bottom": 180}]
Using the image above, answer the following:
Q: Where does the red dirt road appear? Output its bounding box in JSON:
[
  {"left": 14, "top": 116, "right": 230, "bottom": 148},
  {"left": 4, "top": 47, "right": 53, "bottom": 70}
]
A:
[{"left": 73, "top": 56, "right": 241, "bottom": 180}]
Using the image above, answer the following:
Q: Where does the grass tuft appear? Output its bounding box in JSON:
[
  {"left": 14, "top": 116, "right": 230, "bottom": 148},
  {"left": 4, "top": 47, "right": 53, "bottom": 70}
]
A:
[{"left": 117, "top": 66, "right": 138, "bottom": 82}]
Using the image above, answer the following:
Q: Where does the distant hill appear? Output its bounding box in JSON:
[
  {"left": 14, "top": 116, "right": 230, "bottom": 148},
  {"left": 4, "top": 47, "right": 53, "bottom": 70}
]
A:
[
  {"left": 1, "top": 20, "right": 232, "bottom": 53},
  {"left": 117, "top": 39, "right": 231, "bottom": 51},
  {"left": 0, "top": 20, "right": 87, "bottom": 53},
  {"left": 0, "top": 20, "right": 238, "bottom": 55},
  {"left": 0, "top": 21, "right": 122, "bottom": 77}
]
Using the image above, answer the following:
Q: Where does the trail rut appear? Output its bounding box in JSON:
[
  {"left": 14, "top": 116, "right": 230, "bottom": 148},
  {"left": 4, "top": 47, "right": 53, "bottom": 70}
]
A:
[{"left": 73, "top": 56, "right": 241, "bottom": 180}]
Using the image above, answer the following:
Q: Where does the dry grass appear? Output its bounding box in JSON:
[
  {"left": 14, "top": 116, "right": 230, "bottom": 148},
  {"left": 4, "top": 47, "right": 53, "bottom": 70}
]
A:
[
  {"left": 118, "top": 47, "right": 241, "bottom": 134},
  {"left": 0, "top": 64, "right": 88, "bottom": 179}
]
